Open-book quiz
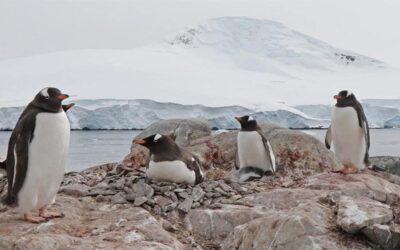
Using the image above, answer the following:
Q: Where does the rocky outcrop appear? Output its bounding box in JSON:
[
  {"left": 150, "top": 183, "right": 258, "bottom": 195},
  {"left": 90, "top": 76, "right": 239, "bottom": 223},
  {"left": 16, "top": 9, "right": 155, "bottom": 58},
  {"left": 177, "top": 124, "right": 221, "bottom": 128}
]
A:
[
  {"left": 0, "top": 195, "right": 184, "bottom": 250},
  {"left": 134, "top": 118, "right": 211, "bottom": 147},
  {"left": 124, "top": 121, "right": 342, "bottom": 179},
  {"left": 370, "top": 156, "right": 400, "bottom": 176},
  {"left": 337, "top": 196, "right": 393, "bottom": 233}
]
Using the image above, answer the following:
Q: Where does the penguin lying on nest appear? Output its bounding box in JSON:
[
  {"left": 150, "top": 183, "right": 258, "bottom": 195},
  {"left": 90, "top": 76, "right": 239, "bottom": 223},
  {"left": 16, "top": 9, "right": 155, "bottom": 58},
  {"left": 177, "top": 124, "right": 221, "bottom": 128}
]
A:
[
  {"left": 1, "top": 87, "right": 73, "bottom": 223},
  {"left": 134, "top": 134, "right": 204, "bottom": 185},
  {"left": 325, "top": 90, "right": 370, "bottom": 174},
  {"left": 235, "top": 115, "right": 276, "bottom": 182}
]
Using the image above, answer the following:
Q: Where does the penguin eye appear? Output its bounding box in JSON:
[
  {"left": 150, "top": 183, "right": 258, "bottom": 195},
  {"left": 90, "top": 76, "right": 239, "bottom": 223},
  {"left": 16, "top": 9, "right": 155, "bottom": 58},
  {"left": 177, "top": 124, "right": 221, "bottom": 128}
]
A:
[{"left": 44, "top": 95, "right": 50, "bottom": 100}]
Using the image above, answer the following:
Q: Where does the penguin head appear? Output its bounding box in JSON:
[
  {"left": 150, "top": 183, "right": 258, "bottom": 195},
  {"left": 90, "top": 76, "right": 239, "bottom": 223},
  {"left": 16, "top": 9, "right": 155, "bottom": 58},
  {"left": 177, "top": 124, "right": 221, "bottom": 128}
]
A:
[
  {"left": 33, "top": 87, "right": 70, "bottom": 112},
  {"left": 235, "top": 115, "right": 258, "bottom": 131},
  {"left": 334, "top": 90, "right": 357, "bottom": 107},
  {"left": 133, "top": 133, "right": 178, "bottom": 154}
]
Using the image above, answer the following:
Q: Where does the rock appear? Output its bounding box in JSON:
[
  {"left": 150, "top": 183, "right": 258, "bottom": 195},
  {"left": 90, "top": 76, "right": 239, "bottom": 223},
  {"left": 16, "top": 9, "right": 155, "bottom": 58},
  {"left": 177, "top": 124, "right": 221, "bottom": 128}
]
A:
[
  {"left": 362, "top": 224, "right": 393, "bottom": 248},
  {"left": 306, "top": 172, "right": 400, "bottom": 205},
  {"left": 134, "top": 118, "right": 211, "bottom": 147},
  {"left": 133, "top": 196, "right": 148, "bottom": 207},
  {"left": 164, "top": 202, "right": 178, "bottom": 213},
  {"left": 131, "top": 181, "right": 154, "bottom": 199},
  {"left": 154, "top": 196, "right": 173, "bottom": 207},
  {"left": 191, "top": 187, "right": 205, "bottom": 202},
  {"left": 0, "top": 195, "right": 184, "bottom": 250},
  {"left": 177, "top": 192, "right": 189, "bottom": 199},
  {"left": 111, "top": 192, "right": 128, "bottom": 204},
  {"left": 59, "top": 184, "right": 90, "bottom": 197},
  {"left": 186, "top": 205, "right": 266, "bottom": 241},
  {"left": 178, "top": 198, "right": 194, "bottom": 213},
  {"left": 370, "top": 156, "right": 400, "bottom": 176},
  {"left": 260, "top": 123, "right": 342, "bottom": 173},
  {"left": 337, "top": 196, "right": 393, "bottom": 233},
  {"left": 221, "top": 201, "right": 361, "bottom": 250}
]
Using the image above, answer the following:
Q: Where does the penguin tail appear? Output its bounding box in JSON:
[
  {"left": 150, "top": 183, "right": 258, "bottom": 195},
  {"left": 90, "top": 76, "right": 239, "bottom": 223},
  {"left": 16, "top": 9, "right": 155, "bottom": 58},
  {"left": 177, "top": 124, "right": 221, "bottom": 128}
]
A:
[{"left": 237, "top": 166, "right": 265, "bottom": 182}]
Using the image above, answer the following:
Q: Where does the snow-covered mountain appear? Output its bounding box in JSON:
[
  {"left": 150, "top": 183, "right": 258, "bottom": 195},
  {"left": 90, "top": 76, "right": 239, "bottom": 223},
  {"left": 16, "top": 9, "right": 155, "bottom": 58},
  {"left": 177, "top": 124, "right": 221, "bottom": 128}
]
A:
[
  {"left": 0, "top": 17, "right": 398, "bottom": 110},
  {"left": 0, "top": 17, "right": 398, "bottom": 129}
]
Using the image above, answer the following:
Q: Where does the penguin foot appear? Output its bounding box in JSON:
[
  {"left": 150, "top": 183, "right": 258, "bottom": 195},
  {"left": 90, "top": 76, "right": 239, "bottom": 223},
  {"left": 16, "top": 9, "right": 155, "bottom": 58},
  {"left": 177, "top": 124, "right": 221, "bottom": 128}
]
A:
[
  {"left": 39, "top": 209, "right": 65, "bottom": 219},
  {"left": 340, "top": 165, "right": 358, "bottom": 174},
  {"left": 24, "top": 213, "right": 48, "bottom": 224}
]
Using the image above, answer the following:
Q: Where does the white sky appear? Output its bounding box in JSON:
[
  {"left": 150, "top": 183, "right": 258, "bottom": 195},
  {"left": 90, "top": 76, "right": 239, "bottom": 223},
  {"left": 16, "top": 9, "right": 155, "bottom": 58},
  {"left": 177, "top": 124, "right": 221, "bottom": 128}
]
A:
[{"left": 0, "top": 0, "right": 399, "bottom": 67}]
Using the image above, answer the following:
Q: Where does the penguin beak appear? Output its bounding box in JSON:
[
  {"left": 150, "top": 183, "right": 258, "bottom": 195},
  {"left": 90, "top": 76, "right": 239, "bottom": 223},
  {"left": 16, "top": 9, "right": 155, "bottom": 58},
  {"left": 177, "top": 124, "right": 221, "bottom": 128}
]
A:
[
  {"left": 235, "top": 117, "right": 242, "bottom": 122},
  {"left": 62, "top": 103, "right": 75, "bottom": 112},
  {"left": 334, "top": 95, "right": 342, "bottom": 100},
  {"left": 134, "top": 139, "right": 147, "bottom": 145},
  {"left": 57, "top": 94, "right": 69, "bottom": 100}
]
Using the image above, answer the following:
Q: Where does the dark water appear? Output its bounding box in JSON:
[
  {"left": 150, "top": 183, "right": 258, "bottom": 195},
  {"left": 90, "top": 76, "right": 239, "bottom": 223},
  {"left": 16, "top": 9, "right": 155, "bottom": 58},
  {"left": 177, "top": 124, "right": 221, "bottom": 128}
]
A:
[
  {"left": 301, "top": 129, "right": 400, "bottom": 157},
  {"left": 0, "top": 129, "right": 399, "bottom": 172},
  {"left": 0, "top": 130, "right": 141, "bottom": 172}
]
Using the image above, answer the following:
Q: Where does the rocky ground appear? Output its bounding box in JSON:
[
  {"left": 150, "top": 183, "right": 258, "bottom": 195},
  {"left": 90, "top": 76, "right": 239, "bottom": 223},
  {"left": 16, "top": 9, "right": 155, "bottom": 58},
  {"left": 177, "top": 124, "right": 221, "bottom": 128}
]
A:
[{"left": 1, "top": 119, "right": 400, "bottom": 249}]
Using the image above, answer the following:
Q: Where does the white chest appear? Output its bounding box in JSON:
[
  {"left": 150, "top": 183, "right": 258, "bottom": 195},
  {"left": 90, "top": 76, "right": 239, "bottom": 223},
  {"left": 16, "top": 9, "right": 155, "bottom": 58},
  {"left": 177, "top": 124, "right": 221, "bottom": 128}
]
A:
[
  {"left": 237, "top": 131, "right": 273, "bottom": 171},
  {"left": 29, "top": 111, "right": 70, "bottom": 176},
  {"left": 147, "top": 160, "right": 196, "bottom": 185},
  {"left": 331, "top": 107, "right": 366, "bottom": 168}
]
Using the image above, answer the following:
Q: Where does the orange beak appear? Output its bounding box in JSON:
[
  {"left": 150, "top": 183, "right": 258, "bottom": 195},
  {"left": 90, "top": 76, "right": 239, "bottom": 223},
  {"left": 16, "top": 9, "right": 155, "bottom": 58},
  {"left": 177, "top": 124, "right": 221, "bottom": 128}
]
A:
[
  {"left": 334, "top": 95, "right": 342, "bottom": 100},
  {"left": 133, "top": 139, "right": 147, "bottom": 145},
  {"left": 235, "top": 116, "right": 242, "bottom": 122},
  {"left": 57, "top": 94, "right": 69, "bottom": 100}
]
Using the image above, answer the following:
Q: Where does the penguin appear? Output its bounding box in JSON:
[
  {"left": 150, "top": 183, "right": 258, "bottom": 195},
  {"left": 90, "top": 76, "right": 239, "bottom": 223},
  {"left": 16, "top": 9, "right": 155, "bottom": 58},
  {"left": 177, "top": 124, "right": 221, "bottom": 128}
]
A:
[
  {"left": 133, "top": 134, "right": 204, "bottom": 185},
  {"left": 1, "top": 87, "right": 71, "bottom": 223},
  {"left": 235, "top": 115, "right": 276, "bottom": 181},
  {"left": 325, "top": 90, "right": 370, "bottom": 174}
]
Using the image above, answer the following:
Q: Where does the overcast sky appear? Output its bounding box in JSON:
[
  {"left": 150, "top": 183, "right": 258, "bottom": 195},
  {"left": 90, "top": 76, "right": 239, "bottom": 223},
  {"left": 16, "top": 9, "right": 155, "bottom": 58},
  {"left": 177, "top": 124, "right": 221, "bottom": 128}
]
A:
[{"left": 0, "top": 0, "right": 399, "bottom": 67}]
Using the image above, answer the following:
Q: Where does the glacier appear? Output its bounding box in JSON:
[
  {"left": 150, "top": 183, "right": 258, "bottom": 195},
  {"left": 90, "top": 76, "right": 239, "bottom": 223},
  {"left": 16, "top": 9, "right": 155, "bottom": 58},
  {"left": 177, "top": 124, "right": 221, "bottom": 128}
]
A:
[{"left": 1, "top": 99, "right": 400, "bottom": 130}]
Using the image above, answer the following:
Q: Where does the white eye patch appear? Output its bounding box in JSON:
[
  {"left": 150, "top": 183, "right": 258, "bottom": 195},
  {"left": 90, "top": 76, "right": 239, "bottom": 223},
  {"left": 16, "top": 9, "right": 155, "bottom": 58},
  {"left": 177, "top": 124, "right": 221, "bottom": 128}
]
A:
[
  {"left": 41, "top": 88, "right": 50, "bottom": 98},
  {"left": 154, "top": 134, "right": 162, "bottom": 142},
  {"left": 248, "top": 116, "right": 255, "bottom": 121},
  {"left": 346, "top": 91, "right": 353, "bottom": 97}
]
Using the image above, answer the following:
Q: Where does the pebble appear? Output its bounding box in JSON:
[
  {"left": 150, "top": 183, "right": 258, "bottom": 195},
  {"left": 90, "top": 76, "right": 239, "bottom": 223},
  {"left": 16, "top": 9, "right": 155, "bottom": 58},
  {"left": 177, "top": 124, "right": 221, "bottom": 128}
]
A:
[
  {"left": 111, "top": 192, "right": 128, "bottom": 204},
  {"left": 86, "top": 172, "right": 260, "bottom": 213},
  {"left": 134, "top": 196, "right": 148, "bottom": 207},
  {"left": 178, "top": 198, "right": 194, "bottom": 213}
]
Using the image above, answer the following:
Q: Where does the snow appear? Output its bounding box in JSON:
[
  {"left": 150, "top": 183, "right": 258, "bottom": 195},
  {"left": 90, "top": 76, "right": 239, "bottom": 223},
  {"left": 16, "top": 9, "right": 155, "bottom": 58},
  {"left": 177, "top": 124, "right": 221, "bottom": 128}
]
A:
[{"left": 0, "top": 17, "right": 398, "bottom": 112}]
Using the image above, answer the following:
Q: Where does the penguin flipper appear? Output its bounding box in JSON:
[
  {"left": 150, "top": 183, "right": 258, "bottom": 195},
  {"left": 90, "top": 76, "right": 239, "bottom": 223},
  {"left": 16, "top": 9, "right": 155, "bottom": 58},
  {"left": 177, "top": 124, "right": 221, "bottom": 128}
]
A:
[
  {"left": 0, "top": 160, "right": 5, "bottom": 170},
  {"left": 183, "top": 152, "right": 204, "bottom": 184},
  {"left": 325, "top": 125, "right": 332, "bottom": 149},
  {"left": 234, "top": 148, "right": 240, "bottom": 170},
  {"left": 6, "top": 132, "right": 30, "bottom": 205},
  {"left": 257, "top": 129, "right": 276, "bottom": 172},
  {"left": 354, "top": 101, "right": 370, "bottom": 165},
  {"left": 362, "top": 119, "right": 370, "bottom": 165}
]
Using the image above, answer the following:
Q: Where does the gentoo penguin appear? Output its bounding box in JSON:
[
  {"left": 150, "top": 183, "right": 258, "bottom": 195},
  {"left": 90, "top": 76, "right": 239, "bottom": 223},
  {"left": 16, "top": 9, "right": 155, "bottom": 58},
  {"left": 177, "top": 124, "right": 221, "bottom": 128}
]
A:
[
  {"left": 134, "top": 134, "right": 204, "bottom": 185},
  {"left": 325, "top": 90, "right": 370, "bottom": 174},
  {"left": 235, "top": 116, "right": 276, "bottom": 181},
  {"left": 1, "top": 87, "right": 71, "bottom": 223}
]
